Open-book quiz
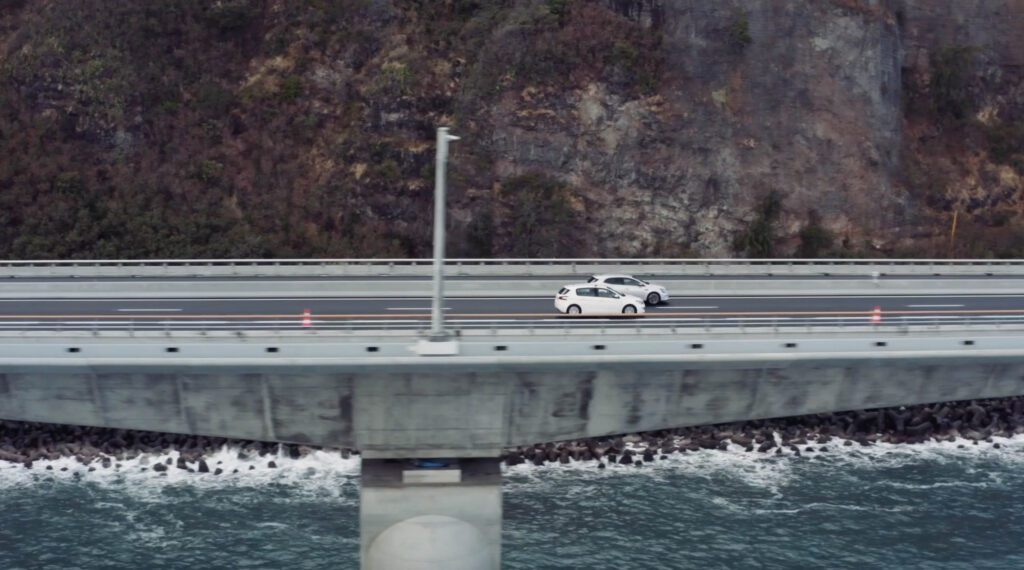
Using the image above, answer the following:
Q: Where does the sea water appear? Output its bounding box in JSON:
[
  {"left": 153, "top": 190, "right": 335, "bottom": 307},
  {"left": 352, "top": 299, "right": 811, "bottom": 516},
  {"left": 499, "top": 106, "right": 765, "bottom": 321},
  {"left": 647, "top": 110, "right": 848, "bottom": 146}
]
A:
[{"left": 1, "top": 438, "right": 1023, "bottom": 569}]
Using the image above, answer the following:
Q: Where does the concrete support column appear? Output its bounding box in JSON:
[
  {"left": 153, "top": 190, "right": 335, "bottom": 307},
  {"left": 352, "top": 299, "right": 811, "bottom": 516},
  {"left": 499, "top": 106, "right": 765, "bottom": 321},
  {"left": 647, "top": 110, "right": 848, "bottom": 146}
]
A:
[{"left": 361, "top": 458, "right": 502, "bottom": 570}]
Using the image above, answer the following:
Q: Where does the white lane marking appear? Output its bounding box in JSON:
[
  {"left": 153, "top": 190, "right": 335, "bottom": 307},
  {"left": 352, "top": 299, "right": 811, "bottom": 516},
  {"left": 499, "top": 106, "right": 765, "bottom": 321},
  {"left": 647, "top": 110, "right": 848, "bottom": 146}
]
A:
[
  {"left": 906, "top": 304, "right": 964, "bottom": 308},
  {"left": 386, "top": 307, "right": 452, "bottom": 311},
  {"left": 657, "top": 306, "right": 718, "bottom": 309},
  {"left": 117, "top": 308, "right": 183, "bottom": 312}
]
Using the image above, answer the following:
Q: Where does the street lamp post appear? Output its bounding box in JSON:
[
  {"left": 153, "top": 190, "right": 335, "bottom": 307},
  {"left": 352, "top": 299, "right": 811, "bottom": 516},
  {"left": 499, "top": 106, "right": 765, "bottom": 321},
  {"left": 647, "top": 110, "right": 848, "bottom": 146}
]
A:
[{"left": 431, "top": 127, "right": 459, "bottom": 339}]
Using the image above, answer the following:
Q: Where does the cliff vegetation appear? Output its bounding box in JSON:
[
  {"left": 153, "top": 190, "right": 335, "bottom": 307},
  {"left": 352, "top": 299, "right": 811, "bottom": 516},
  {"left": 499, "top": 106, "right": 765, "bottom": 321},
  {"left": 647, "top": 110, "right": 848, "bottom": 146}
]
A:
[{"left": 0, "top": 0, "right": 1021, "bottom": 258}]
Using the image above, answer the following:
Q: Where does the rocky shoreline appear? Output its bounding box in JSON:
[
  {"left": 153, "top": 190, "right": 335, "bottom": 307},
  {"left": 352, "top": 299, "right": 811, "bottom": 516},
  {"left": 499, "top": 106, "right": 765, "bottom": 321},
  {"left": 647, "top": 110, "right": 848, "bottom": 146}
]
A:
[
  {"left": 2, "top": 397, "right": 1023, "bottom": 473},
  {"left": 504, "top": 396, "right": 1024, "bottom": 469}
]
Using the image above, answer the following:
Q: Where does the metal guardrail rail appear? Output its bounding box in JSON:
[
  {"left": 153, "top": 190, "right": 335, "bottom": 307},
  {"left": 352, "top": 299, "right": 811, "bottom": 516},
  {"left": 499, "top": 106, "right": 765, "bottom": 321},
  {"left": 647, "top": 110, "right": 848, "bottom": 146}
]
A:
[
  {"left": 4, "top": 321, "right": 1024, "bottom": 338},
  {"left": 2, "top": 276, "right": 1024, "bottom": 299},
  {"left": 1, "top": 258, "right": 1024, "bottom": 278},
  {"left": 2, "top": 257, "right": 1024, "bottom": 266},
  {"left": 6, "top": 315, "right": 1024, "bottom": 333}
]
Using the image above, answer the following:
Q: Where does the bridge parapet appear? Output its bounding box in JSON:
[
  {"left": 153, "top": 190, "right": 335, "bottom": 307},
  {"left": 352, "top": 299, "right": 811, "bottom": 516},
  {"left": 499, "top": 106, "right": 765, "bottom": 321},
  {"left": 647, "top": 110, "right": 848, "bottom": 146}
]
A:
[
  {"left": 1, "top": 257, "right": 1023, "bottom": 279},
  {"left": 1, "top": 327, "right": 1023, "bottom": 457}
]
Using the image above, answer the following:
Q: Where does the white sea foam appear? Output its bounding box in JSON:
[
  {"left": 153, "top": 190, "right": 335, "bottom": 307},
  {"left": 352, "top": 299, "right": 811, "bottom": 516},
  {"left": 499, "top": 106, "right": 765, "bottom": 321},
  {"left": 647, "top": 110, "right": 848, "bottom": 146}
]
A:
[
  {"left": 501, "top": 433, "right": 1024, "bottom": 496},
  {"left": 503, "top": 440, "right": 799, "bottom": 496},
  {"left": 1, "top": 433, "right": 1022, "bottom": 494},
  {"left": 0, "top": 444, "right": 361, "bottom": 499},
  {"left": 750, "top": 502, "right": 916, "bottom": 515}
]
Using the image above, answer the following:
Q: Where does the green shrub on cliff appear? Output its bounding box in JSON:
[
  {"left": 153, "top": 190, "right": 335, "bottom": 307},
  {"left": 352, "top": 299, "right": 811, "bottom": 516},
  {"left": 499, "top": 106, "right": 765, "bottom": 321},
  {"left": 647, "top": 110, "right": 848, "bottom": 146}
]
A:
[
  {"left": 196, "top": 82, "right": 235, "bottom": 116},
  {"left": 985, "top": 121, "right": 1024, "bottom": 171},
  {"left": 728, "top": 10, "right": 752, "bottom": 52},
  {"left": 734, "top": 190, "right": 782, "bottom": 258},
  {"left": 547, "top": 0, "right": 569, "bottom": 19},
  {"left": 467, "top": 1, "right": 662, "bottom": 99},
  {"left": 796, "top": 210, "right": 834, "bottom": 258},
  {"left": 375, "top": 61, "right": 415, "bottom": 97},
  {"left": 496, "top": 172, "right": 580, "bottom": 257},
  {"left": 930, "top": 45, "right": 977, "bottom": 122},
  {"left": 203, "top": 0, "right": 259, "bottom": 34},
  {"left": 279, "top": 76, "right": 303, "bottom": 102}
]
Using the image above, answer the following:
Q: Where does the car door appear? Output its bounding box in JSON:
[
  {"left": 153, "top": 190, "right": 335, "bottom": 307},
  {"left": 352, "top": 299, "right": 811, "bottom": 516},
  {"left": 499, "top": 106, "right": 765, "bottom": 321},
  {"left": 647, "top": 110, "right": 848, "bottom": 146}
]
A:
[
  {"left": 594, "top": 287, "right": 622, "bottom": 313},
  {"left": 603, "top": 277, "right": 627, "bottom": 297},
  {"left": 619, "top": 277, "right": 646, "bottom": 299},
  {"left": 606, "top": 277, "right": 639, "bottom": 299},
  {"left": 574, "top": 287, "right": 598, "bottom": 313}
]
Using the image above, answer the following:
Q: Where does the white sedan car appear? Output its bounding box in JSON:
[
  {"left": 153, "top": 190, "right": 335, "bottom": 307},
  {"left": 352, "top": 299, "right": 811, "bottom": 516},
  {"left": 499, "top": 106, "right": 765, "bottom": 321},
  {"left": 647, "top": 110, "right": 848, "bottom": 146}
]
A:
[
  {"left": 555, "top": 284, "right": 646, "bottom": 316},
  {"left": 587, "top": 274, "right": 670, "bottom": 305}
]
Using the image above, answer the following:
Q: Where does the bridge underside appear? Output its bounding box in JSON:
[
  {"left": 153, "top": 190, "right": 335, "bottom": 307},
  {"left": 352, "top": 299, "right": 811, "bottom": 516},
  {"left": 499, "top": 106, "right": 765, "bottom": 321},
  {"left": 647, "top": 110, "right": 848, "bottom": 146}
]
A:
[{"left": 3, "top": 356, "right": 1023, "bottom": 456}]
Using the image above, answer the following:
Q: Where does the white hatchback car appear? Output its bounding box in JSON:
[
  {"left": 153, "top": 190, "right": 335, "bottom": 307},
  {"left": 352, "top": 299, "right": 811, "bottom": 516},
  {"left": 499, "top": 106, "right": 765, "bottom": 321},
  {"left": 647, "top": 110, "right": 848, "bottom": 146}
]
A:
[
  {"left": 554, "top": 284, "right": 646, "bottom": 316},
  {"left": 587, "top": 274, "right": 670, "bottom": 305}
]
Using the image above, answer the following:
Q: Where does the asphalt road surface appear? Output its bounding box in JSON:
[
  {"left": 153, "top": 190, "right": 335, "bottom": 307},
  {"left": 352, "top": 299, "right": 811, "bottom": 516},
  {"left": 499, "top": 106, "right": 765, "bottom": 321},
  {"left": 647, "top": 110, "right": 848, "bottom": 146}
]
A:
[{"left": 2, "top": 292, "right": 1023, "bottom": 331}]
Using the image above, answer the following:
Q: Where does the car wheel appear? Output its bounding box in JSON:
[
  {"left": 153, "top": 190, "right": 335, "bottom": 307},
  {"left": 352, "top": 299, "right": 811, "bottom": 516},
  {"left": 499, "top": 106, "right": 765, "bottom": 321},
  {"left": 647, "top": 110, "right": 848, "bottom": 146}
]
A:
[
  {"left": 567, "top": 305, "right": 582, "bottom": 315},
  {"left": 646, "top": 292, "right": 661, "bottom": 305},
  {"left": 622, "top": 305, "right": 637, "bottom": 314}
]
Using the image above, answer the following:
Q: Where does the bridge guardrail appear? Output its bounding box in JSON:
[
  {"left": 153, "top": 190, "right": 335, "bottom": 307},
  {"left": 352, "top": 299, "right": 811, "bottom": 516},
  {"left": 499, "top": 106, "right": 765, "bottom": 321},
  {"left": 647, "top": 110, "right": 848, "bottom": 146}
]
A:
[
  {"left": 1, "top": 258, "right": 1024, "bottom": 278},
  {"left": 0, "top": 277, "right": 1022, "bottom": 299},
  {"left": 6, "top": 314, "right": 1024, "bottom": 334},
  {"left": 5, "top": 320, "right": 1024, "bottom": 338},
  {"left": 1, "top": 321, "right": 1023, "bottom": 365}
]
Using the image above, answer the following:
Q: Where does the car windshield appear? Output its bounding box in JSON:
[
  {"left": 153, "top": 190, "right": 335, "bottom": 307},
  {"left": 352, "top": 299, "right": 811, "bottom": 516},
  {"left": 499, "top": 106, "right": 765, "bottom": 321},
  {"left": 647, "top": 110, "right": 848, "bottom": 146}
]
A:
[
  {"left": 586, "top": 277, "right": 598, "bottom": 283},
  {"left": 605, "top": 287, "right": 624, "bottom": 296}
]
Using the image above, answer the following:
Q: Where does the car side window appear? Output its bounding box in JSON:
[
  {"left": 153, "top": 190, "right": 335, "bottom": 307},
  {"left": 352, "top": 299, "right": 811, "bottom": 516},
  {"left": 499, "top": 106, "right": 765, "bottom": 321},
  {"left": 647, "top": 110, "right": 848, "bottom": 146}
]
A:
[
  {"left": 596, "top": 288, "right": 618, "bottom": 298},
  {"left": 605, "top": 277, "right": 622, "bottom": 285},
  {"left": 624, "top": 278, "right": 641, "bottom": 286},
  {"left": 575, "top": 288, "right": 593, "bottom": 297}
]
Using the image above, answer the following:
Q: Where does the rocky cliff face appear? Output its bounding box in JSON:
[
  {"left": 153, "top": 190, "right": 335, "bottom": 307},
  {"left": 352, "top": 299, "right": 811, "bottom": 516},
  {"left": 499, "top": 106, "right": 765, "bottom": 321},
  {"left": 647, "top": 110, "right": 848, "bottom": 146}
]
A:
[
  {"left": 0, "top": 0, "right": 1020, "bottom": 258},
  {"left": 481, "top": 1, "right": 904, "bottom": 256},
  {"left": 897, "top": 0, "right": 1024, "bottom": 257}
]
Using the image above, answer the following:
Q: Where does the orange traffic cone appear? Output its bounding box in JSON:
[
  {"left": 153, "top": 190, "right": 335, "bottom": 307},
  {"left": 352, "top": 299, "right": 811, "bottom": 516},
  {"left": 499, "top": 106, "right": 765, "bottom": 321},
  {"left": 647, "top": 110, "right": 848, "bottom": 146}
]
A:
[
  {"left": 871, "top": 306, "right": 881, "bottom": 324},
  {"left": 302, "top": 309, "right": 312, "bottom": 328}
]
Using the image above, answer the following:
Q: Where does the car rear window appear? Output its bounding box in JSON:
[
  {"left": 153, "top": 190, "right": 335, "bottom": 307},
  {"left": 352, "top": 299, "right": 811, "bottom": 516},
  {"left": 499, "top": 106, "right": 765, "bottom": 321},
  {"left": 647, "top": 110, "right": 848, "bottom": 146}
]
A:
[
  {"left": 558, "top": 287, "right": 569, "bottom": 295},
  {"left": 586, "top": 277, "right": 598, "bottom": 283}
]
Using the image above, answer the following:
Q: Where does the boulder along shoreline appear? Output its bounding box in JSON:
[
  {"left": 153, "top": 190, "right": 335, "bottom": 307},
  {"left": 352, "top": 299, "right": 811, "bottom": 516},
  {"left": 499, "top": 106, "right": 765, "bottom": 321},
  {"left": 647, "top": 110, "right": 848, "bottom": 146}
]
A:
[{"left": 2, "top": 397, "right": 1023, "bottom": 474}]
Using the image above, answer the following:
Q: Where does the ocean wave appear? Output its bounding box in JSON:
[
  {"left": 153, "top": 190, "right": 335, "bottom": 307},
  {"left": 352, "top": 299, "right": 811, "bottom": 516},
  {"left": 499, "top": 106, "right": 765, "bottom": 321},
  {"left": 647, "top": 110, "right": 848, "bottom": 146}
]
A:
[{"left": 750, "top": 502, "right": 916, "bottom": 515}]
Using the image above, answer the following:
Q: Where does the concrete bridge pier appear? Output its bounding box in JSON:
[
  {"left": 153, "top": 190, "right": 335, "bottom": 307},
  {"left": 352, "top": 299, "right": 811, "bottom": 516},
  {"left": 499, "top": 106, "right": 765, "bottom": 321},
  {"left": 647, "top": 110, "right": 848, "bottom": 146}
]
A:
[{"left": 360, "top": 458, "right": 502, "bottom": 569}]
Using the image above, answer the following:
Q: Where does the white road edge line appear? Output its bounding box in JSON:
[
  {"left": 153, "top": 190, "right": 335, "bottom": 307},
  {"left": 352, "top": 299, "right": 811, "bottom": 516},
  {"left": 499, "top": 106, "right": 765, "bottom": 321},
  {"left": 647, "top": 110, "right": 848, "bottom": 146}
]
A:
[
  {"left": 905, "top": 304, "right": 965, "bottom": 308},
  {"left": 117, "top": 308, "right": 183, "bottom": 312}
]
